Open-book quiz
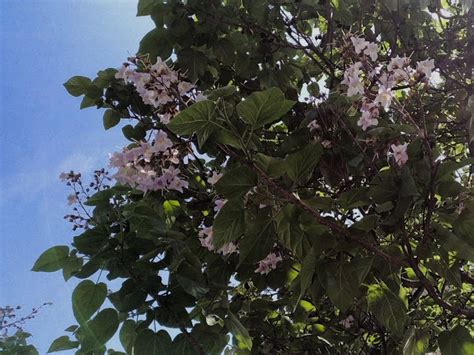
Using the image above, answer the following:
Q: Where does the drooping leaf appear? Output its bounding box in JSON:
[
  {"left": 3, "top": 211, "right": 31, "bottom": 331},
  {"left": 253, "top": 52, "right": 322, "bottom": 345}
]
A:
[
  {"left": 133, "top": 329, "right": 172, "bottom": 355},
  {"left": 367, "top": 281, "right": 407, "bottom": 336},
  {"left": 438, "top": 325, "right": 474, "bottom": 355},
  {"left": 72, "top": 280, "right": 107, "bottom": 324},
  {"left": 286, "top": 143, "right": 323, "bottom": 183},
  {"left": 225, "top": 311, "right": 252, "bottom": 351},
  {"left": 47, "top": 336, "right": 79, "bottom": 353},
  {"left": 79, "top": 308, "right": 119, "bottom": 353},
  {"left": 31, "top": 246, "right": 69, "bottom": 272},
  {"left": 215, "top": 165, "right": 257, "bottom": 200},
  {"left": 103, "top": 109, "right": 121, "bottom": 130},
  {"left": 167, "top": 100, "right": 218, "bottom": 148},
  {"left": 212, "top": 200, "right": 245, "bottom": 248},
  {"left": 63, "top": 76, "right": 92, "bottom": 97},
  {"left": 236, "top": 87, "right": 295, "bottom": 128}
]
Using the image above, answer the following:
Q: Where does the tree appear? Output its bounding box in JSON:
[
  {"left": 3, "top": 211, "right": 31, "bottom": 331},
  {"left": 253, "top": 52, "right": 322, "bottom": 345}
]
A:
[{"left": 33, "top": 0, "right": 474, "bottom": 353}]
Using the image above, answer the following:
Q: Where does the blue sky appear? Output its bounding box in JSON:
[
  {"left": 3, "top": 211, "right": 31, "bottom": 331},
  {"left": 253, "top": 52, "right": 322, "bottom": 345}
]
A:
[{"left": 0, "top": 1, "right": 153, "bottom": 352}]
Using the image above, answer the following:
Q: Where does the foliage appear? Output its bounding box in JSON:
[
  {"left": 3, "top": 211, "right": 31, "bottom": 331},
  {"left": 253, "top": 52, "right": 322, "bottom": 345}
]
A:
[{"left": 35, "top": 0, "right": 474, "bottom": 353}]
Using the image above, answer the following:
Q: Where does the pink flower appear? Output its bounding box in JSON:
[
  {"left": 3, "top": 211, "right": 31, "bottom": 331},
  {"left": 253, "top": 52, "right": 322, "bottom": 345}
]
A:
[
  {"left": 364, "top": 42, "right": 378, "bottom": 61},
  {"left": 178, "top": 81, "right": 195, "bottom": 95},
  {"left": 207, "top": 171, "right": 223, "bottom": 185},
  {"left": 350, "top": 37, "right": 368, "bottom": 54},
  {"left": 199, "top": 227, "right": 214, "bottom": 251},
  {"left": 375, "top": 85, "right": 393, "bottom": 109},
  {"left": 416, "top": 59, "right": 435, "bottom": 79},
  {"left": 254, "top": 253, "right": 283, "bottom": 275},
  {"left": 214, "top": 199, "right": 227, "bottom": 214},
  {"left": 67, "top": 194, "right": 78, "bottom": 205},
  {"left": 59, "top": 172, "right": 69, "bottom": 182},
  {"left": 357, "top": 111, "right": 379, "bottom": 131},
  {"left": 218, "top": 242, "right": 238, "bottom": 256},
  {"left": 387, "top": 56, "right": 409, "bottom": 72},
  {"left": 307, "top": 120, "right": 320, "bottom": 132},
  {"left": 390, "top": 143, "right": 409, "bottom": 166},
  {"left": 115, "top": 64, "right": 132, "bottom": 81},
  {"left": 154, "top": 130, "right": 173, "bottom": 152}
]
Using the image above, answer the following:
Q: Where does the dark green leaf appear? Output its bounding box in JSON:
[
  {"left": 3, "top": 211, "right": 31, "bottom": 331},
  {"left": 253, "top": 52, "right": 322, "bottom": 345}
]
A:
[
  {"left": 47, "top": 336, "right": 79, "bottom": 353},
  {"left": 213, "top": 201, "right": 245, "bottom": 248},
  {"left": 134, "top": 329, "right": 172, "bottom": 355},
  {"left": 236, "top": 87, "right": 295, "bottom": 128},
  {"left": 63, "top": 76, "right": 92, "bottom": 97},
  {"left": 80, "top": 308, "right": 119, "bottom": 353},
  {"left": 286, "top": 143, "right": 323, "bottom": 183},
  {"left": 438, "top": 325, "right": 474, "bottom": 355},
  {"left": 72, "top": 280, "right": 107, "bottom": 324},
  {"left": 215, "top": 166, "right": 257, "bottom": 199},
  {"left": 103, "top": 109, "right": 121, "bottom": 130},
  {"left": 225, "top": 311, "right": 252, "bottom": 351},
  {"left": 32, "top": 246, "right": 69, "bottom": 272}
]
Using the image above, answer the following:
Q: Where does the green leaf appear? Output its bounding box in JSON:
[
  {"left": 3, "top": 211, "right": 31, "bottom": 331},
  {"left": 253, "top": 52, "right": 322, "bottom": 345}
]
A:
[
  {"left": 63, "top": 76, "right": 92, "bottom": 97},
  {"left": 72, "top": 280, "right": 107, "bottom": 324},
  {"left": 47, "top": 336, "right": 79, "bottom": 353},
  {"left": 236, "top": 87, "right": 295, "bottom": 128},
  {"left": 31, "top": 246, "right": 69, "bottom": 272},
  {"left": 300, "top": 247, "right": 318, "bottom": 299},
  {"left": 119, "top": 320, "right": 137, "bottom": 354},
  {"left": 133, "top": 329, "right": 172, "bottom": 355},
  {"left": 79, "top": 308, "right": 119, "bottom": 353},
  {"left": 321, "top": 261, "right": 360, "bottom": 311},
  {"left": 254, "top": 153, "right": 286, "bottom": 178},
  {"left": 62, "top": 256, "right": 83, "bottom": 281},
  {"left": 402, "top": 329, "right": 429, "bottom": 355},
  {"left": 176, "top": 47, "right": 209, "bottom": 82},
  {"left": 167, "top": 100, "right": 218, "bottom": 148},
  {"left": 137, "top": 0, "right": 159, "bottom": 16},
  {"left": 435, "top": 223, "right": 474, "bottom": 262},
  {"left": 239, "top": 215, "right": 275, "bottom": 264},
  {"left": 286, "top": 143, "right": 323, "bottom": 183},
  {"left": 138, "top": 28, "right": 172, "bottom": 62},
  {"left": 215, "top": 166, "right": 257, "bottom": 199},
  {"left": 367, "top": 281, "right": 407, "bottom": 336},
  {"left": 438, "top": 325, "right": 474, "bottom": 355},
  {"left": 225, "top": 311, "right": 252, "bottom": 351},
  {"left": 103, "top": 109, "right": 121, "bottom": 130},
  {"left": 213, "top": 201, "right": 245, "bottom": 248},
  {"left": 109, "top": 279, "right": 147, "bottom": 312},
  {"left": 275, "top": 205, "right": 311, "bottom": 258},
  {"left": 80, "top": 95, "right": 96, "bottom": 110}
]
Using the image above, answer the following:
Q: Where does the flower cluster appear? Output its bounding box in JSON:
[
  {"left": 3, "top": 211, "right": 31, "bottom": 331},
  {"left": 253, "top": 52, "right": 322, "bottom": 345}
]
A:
[
  {"left": 255, "top": 252, "right": 283, "bottom": 274},
  {"left": 343, "top": 36, "right": 435, "bottom": 132},
  {"left": 198, "top": 226, "right": 238, "bottom": 256},
  {"left": 109, "top": 130, "right": 189, "bottom": 193},
  {"left": 60, "top": 170, "right": 111, "bottom": 230},
  {"left": 340, "top": 35, "right": 436, "bottom": 166},
  {"left": 115, "top": 56, "right": 204, "bottom": 124}
]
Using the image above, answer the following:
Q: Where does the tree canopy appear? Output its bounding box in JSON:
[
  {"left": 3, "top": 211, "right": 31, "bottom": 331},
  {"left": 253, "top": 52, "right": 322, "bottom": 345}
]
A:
[{"left": 33, "top": 0, "right": 474, "bottom": 354}]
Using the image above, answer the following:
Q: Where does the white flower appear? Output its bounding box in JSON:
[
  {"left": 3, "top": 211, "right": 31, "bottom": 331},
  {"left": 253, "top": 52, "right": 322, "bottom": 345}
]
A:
[
  {"left": 159, "top": 113, "right": 172, "bottom": 125},
  {"left": 364, "top": 42, "right": 378, "bottom": 61},
  {"left": 340, "top": 315, "right": 356, "bottom": 329},
  {"left": 350, "top": 36, "right": 368, "bottom": 54},
  {"left": 207, "top": 171, "right": 223, "bottom": 185},
  {"left": 59, "top": 172, "right": 69, "bottom": 182},
  {"left": 357, "top": 111, "right": 379, "bottom": 131},
  {"left": 154, "top": 130, "right": 173, "bottom": 152},
  {"left": 307, "top": 120, "right": 320, "bottom": 132},
  {"left": 115, "top": 64, "right": 132, "bottom": 81},
  {"left": 387, "top": 56, "right": 409, "bottom": 72},
  {"left": 416, "top": 59, "right": 435, "bottom": 79},
  {"left": 178, "top": 81, "right": 195, "bottom": 95},
  {"left": 374, "top": 85, "right": 393, "bottom": 109},
  {"left": 214, "top": 199, "right": 227, "bottom": 214},
  {"left": 346, "top": 77, "right": 365, "bottom": 97},
  {"left": 390, "top": 143, "right": 409, "bottom": 166},
  {"left": 199, "top": 227, "right": 214, "bottom": 251},
  {"left": 67, "top": 194, "right": 78, "bottom": 205},
  {"left": 254, "top": 253, "right": 283, "bottom": 275},
  {"left": 218, "top": 242, "right": 238, "bottom": 256}
]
